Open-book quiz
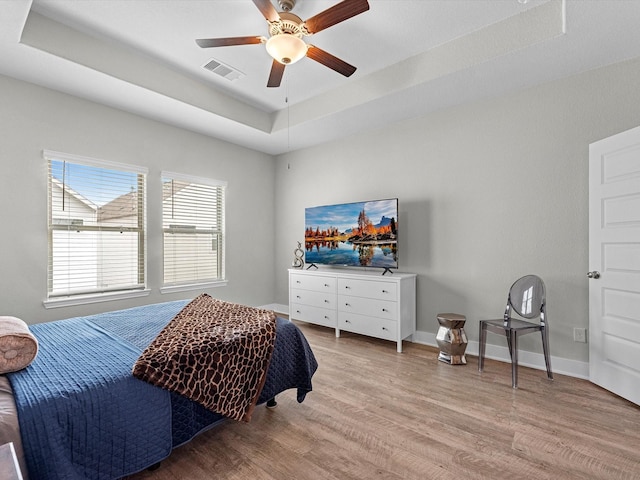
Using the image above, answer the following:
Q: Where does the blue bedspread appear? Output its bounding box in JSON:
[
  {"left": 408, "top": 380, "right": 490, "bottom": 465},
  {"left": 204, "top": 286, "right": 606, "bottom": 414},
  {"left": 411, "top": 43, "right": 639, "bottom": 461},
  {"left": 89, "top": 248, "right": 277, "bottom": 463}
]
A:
[{"left": 7, "top": 300, "right": 317, "bottom": 480}]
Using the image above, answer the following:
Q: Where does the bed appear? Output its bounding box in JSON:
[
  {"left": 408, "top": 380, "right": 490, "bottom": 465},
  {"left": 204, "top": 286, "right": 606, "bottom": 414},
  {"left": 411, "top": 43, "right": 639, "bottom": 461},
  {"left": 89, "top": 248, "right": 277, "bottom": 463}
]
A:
[{"left": 0, "top": 297, "right": 318, "bottom": 480}]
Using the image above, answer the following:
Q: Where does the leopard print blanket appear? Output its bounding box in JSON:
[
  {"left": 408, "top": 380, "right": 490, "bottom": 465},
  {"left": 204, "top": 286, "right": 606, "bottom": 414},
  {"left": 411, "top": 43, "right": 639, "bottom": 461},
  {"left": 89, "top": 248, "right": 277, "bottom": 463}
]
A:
[{"left": 132, "top": 294, "right": 276, "bottom": 422}]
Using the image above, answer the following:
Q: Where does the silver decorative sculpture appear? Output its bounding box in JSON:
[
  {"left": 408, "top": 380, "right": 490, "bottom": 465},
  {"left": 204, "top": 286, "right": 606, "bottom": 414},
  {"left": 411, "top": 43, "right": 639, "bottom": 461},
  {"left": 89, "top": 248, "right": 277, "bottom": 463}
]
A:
[
  {"left": 436, "top": 313, "right": 468, "bottom": 365},
  {"left": 292, "top": 241, "right": 304, "bottom": 269}
]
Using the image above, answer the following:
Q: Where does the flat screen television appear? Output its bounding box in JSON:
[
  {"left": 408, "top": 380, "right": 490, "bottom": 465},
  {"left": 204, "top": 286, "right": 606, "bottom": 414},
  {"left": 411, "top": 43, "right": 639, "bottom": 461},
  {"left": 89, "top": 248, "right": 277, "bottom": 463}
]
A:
[{"left": 304, "top": 198, "right": 398, "bottom": 273}]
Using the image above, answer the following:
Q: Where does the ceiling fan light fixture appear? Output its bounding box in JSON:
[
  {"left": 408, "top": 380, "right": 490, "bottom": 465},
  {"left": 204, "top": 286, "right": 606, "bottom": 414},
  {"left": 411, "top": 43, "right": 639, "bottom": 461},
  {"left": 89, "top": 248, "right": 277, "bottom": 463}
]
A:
[{"left": 266, "top": 34, "right": 307, "bottom": 65}]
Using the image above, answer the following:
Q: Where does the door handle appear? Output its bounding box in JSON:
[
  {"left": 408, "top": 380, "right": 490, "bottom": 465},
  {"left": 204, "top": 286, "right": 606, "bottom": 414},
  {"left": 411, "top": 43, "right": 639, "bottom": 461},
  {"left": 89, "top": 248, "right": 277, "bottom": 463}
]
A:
[{"left": 587, "top": 271, "right": 601, "bottom": 279}]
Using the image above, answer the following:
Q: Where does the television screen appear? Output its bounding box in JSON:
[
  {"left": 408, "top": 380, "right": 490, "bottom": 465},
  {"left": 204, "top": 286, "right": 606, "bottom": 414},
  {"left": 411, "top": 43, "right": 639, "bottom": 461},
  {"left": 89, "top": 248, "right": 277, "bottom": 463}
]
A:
[{"left": 304, "top": 198, "right": 398, "bottom": 270}]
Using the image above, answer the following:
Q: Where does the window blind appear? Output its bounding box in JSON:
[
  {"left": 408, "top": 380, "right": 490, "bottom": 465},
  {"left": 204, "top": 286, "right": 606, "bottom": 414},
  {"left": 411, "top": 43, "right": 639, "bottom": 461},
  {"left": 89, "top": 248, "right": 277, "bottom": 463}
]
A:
[
  {"left": 162, "top": 171, "right": 226, "bottom": 287},
  {"left": 46, "top": 150, "right": 147, "bottom": 298}
]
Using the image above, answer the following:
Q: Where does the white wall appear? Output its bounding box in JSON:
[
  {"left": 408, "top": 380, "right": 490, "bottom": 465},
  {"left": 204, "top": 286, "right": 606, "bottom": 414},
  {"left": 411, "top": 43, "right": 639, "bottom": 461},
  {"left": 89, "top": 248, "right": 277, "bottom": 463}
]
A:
[
  {"left": 0, "top": 74, "right": 276, "bottom": 324},
  {"left": 274, "top": 56, "right": 640, "bottom": 368}
]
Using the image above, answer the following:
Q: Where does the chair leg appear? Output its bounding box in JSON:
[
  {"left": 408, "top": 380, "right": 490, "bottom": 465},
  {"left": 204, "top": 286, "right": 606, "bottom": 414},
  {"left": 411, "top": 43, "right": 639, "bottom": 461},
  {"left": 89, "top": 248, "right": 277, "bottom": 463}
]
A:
[
  {"left": 478, "top": 322, "right": 487, "bottom": 372},
  {"left": 510, "top": 330, "right": 518, "bottom": 389},
  {"left": 541, "top": 327, "right": 553, "bottom": 381}
]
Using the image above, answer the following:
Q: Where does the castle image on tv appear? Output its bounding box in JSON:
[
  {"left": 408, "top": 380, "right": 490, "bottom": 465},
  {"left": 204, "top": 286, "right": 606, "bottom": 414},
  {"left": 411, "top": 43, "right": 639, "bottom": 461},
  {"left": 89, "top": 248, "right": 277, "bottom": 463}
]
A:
[{"left": 304, "top": 198, "right": 398, "bottom": 269}]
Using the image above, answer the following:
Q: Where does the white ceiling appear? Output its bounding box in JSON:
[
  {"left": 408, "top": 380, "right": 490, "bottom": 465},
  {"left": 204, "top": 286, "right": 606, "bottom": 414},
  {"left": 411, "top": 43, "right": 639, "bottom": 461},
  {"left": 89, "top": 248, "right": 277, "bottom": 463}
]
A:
[{"left": 1, "top": 0, "right": 640, "bottom": 155}]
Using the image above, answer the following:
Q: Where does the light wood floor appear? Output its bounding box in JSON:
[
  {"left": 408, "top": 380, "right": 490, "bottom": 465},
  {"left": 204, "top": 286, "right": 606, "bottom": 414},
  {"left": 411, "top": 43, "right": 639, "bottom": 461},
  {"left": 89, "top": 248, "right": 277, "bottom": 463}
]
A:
[{"left": 127, "top": 321, "right": 640, "bottom": 480}]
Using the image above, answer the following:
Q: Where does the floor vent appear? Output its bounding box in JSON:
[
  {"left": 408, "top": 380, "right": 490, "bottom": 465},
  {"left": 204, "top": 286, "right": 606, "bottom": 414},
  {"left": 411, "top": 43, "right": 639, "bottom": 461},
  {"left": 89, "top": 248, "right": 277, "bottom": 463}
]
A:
[{"left": 202, "top": 59, "right": 245, "bottom": 81}]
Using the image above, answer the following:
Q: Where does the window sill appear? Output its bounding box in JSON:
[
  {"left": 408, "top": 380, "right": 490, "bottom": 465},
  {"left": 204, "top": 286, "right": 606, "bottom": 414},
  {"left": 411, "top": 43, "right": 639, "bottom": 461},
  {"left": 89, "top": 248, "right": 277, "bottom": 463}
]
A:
[
  {"left": 43, "top": 289, "right": 151, "bottom": 309},
  {"left": 160, "top": 280, "right": 228, "bottom": 295}
]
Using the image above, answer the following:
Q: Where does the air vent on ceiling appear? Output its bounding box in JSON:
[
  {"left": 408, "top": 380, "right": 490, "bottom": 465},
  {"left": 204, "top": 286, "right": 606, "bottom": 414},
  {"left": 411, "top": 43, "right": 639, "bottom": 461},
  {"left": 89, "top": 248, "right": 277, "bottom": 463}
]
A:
[{"left": 202, "top": 59, "right": 245, "bottom": 81}]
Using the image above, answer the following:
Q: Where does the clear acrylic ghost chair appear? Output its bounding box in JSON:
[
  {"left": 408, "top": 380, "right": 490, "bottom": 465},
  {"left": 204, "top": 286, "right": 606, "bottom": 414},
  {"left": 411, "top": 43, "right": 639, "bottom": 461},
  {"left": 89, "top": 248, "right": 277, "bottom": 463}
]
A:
[{"left": 478, "top": 275, "right": 553, "bottom": 388}]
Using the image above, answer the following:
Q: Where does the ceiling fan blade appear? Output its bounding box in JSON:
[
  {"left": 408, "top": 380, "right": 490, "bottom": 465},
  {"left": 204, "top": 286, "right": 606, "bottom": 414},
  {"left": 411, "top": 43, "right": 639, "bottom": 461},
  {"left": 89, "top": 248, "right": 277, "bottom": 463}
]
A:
[
  {"left": 306, "top": 45, "right": 356, "bottom": 77},
  {"left": 196, "top": 36, "right": 263, "bottom": 48},
  {"left": 252, "top": 0, "right": 280, "bottom": 23},
  {"left": 304, "top": 0, "right": 369, "bottom": 34},
  {"left": 267, "top": 60, "right": 286, "bottom": 87}
]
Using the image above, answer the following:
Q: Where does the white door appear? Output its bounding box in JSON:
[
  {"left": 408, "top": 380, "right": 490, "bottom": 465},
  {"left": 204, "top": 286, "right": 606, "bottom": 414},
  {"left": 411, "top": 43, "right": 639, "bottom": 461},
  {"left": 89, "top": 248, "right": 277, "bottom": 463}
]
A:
[{"left": 589, "top": 125, "right": 640, "bottom": 406}]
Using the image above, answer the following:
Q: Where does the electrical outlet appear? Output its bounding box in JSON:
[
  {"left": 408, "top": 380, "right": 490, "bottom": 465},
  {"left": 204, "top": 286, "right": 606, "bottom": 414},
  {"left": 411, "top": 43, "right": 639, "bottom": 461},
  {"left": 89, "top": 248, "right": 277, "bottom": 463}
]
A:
[{"left": 573, "top": 327, "right": 587, "bottom": 343}]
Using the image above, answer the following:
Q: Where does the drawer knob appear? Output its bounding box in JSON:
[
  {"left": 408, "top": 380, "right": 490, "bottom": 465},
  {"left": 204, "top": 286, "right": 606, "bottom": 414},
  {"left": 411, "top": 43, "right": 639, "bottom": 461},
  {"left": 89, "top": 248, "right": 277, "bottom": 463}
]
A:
[
  {"left": 345, "top": 303, "right": 351, "bottom": 307},
  {"left": 324, "top": 299, "right": 329, "bottom": 303},
  {"left": 324, "top": 315, "right": 329, "bottom": 319},
  {"left": 345, "top": 319, "right": 351, "bottom": 323},
  {"left": 296, "top": 295, "right": 301, "bottom": 299},
  {"left": 345, "top": 285, "right": 351, "bottom": 289},
  {"left": 382, "top": 289, "right": 388, "bottom": 293},
  {"left": 382, "top": 308, "right": 388, "bottom": 312},
  {"left": 382, "top": 327, "right": 388, "bottom": 331},
  {"left": 296, "top": 310, "right": 301, "bottom": 313}
]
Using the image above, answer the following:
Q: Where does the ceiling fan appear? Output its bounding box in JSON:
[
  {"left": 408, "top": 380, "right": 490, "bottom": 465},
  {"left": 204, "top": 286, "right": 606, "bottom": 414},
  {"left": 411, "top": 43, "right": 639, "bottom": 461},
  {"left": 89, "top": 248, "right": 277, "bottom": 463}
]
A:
[{"left": 196, "top": 0, "right": 370, "bottom": 87}]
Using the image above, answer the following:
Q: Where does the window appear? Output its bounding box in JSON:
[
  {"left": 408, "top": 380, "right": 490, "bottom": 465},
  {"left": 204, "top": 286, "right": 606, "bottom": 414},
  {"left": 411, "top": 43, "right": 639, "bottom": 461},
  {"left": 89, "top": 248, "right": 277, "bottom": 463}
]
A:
[
  {"left": 46, "top": 150, "right": 147, "bottom": 303},
  {"left": 162, "top": 171, "right": 226, "bottom": 290}
]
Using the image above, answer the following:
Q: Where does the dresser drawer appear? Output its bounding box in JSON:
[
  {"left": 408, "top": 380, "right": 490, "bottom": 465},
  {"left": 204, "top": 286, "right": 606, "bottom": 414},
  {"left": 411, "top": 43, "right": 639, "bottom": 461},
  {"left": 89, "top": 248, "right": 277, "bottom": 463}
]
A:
[
  {"left": 338, "top": 294, "right": 398, "bottom": 321},
  {"left": 289, "top": 269, "right": 416, "bottom": 352},
  {"left": 290, "top": 303, "right": 336, "bottom": 328},
  {"left": 290, "top": 273, "right": 336, "bottom": 292},
  {"left": 338, "top": 312, "right": 396, "bottom": 342},
  {"left": 338, "top": 278, "right": 397, "bottom": 300},
  {"left": 290, "top": 288, "right": 336, "bottom": 310}
]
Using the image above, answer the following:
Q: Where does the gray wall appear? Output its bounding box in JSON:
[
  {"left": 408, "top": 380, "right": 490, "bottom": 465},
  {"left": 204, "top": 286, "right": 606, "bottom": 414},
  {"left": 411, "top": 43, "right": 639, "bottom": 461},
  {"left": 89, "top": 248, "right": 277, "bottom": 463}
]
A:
[
  {"left": 0, "top": 74, "right": 276, "bottom": 324},
  {"left": 274, "top": 56, "right": 640, "bottom": 367},
  {"left": 3, "top": 54, "right": 640, "bottom": 373}
]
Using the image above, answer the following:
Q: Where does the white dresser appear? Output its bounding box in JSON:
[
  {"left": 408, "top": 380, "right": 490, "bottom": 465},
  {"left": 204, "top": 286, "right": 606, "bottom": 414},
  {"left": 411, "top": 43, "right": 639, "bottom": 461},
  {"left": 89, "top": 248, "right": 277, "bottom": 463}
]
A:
[{"left": 289, "top": 269, "right": 416, "bottom": 352}]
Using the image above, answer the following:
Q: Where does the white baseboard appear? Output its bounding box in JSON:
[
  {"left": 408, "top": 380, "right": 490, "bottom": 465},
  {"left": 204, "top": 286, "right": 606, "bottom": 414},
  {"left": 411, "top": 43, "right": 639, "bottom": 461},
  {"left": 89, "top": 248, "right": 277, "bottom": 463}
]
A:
[
  {"left": 261, "top": 303, "right": 588, "bottom": 380},
  {"left": 260, "top": 303, "right": 289, "bottom": 316},
  {"left": 411, "top": 330, "right": 589, "bottom": 380}
]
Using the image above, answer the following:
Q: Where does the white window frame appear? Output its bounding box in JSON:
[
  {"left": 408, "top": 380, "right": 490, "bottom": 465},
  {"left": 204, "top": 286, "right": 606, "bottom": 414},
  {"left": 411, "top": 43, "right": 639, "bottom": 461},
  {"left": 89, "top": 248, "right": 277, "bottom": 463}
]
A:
[
  {"left": 43, "top": 150, "right": 149, "bottom": 308},
  {"left": 160, "top": 171, "right": 227, "bottom": 294}
]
